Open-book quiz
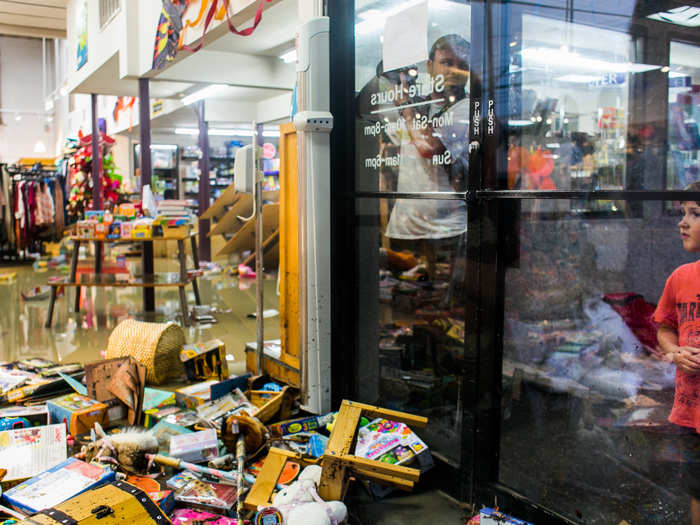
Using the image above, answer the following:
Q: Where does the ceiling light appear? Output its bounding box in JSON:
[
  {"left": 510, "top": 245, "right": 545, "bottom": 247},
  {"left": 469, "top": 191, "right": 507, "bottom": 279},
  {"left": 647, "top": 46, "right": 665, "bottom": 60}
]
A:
[
  {"left": 262, "top": 130, "right": 280, "bottom": 137},
  {"left": 15, "top": 114, "right": 21, "bottom": 121},
  {"left": 647, "top": 6, "right": 700, "bottom": 27},
  {"left": 151, "top": 144, "right": 178, "bottom": 150},
  {"left": 669, "top": 71, "right": 688, "bottom": 78},
  {"left": 557, "top": 74, "right": 600, "bottom": 83},
  {"left": 44, "top": 99, "right": 54, "bottom": 112},
  {"left": 59, "top": 86, "right": 68, "bottom": 97},
  {"left": 661, "top": 66, "right": 670, "bottom": 73},
  {"left": 174, "top": 128, "right": 199, "bottom": 135},
  {"left": 181, "top": 84, "right": 228, "bottom": 106},
  {"left": 521, "top": 47, "right": 660, "bottom": 73},
  {"left": 508, "top": 120, "right": 535, "bottom": 127},
  {"left": 279, "top": 49, "right": 297, "bottom": 63}
]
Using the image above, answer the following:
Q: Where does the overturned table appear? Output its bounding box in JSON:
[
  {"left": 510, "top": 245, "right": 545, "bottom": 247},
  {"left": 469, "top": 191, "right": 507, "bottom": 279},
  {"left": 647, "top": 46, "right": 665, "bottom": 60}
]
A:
[{"left": 46, "top": 232, "right": 201, "bottom": 327}]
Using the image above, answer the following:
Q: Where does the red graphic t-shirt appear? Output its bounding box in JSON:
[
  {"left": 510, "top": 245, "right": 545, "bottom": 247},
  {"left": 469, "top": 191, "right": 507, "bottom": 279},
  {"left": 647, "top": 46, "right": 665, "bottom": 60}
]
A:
[{"left": 654, "top": 260, "right": 700, "bottom": 432}]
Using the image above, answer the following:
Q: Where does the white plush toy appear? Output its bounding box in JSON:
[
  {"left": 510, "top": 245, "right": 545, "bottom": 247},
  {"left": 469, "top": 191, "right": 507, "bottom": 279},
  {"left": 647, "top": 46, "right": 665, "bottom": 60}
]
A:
[{"left": 269, "top": 465, "right": 348, "bottom": 525}]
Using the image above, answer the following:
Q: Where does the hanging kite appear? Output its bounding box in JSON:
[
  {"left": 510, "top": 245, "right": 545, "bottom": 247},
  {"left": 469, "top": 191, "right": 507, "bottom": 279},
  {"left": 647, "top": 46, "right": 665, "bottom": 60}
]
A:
[{"left": 153, "top": 0, "right": 188, "bottom": 70}]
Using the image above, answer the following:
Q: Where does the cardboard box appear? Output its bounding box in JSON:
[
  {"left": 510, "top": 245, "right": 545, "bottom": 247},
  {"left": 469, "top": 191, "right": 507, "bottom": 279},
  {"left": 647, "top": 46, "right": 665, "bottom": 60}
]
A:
[
  {"left": 180, "top": 339, "right": 228, "bottom": 382},
  {"left": 355, "top": 418, "right": 433, "bottom": 471},
  {"left": 175, "top": 380, "right": 218, "bottom": 409},
  {"left": 75, "top": 220, "right": 96, "bottom": 239},
  {"left": 149, "top": 420, "right": 192, "bottom": 453},
  {"left": 167, "top": 471, "right": 237, "bottom": 515},
  {"left": 0, "top": 423, "right": 67, "bottom": 486},
  {"left": 0, "top": 405, "right": 49, "bottom": 429},
  {"left": 169, "top": 428, "right": 219, "bottom": 464},
  {"left": 121, "top": 221, "right": 132, "bottom": 239},
  {"left": 94, "top": 223, "right": 108, "bottom": 240},
  {"left": 47, "top": 393, "right": 108, "bottom": 436},
  {"left": 1, "top": 458, "right": 115, "bottom": 515}
]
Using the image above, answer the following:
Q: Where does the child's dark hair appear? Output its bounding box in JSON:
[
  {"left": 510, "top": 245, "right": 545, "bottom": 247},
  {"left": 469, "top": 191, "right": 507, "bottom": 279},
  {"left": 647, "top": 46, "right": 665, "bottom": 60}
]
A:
[{"left": 683, "top": 182, "right": 700, "bottom": 205}]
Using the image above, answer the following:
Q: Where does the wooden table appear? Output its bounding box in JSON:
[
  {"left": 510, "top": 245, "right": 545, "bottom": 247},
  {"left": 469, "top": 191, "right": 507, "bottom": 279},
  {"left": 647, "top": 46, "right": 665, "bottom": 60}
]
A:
[{"left": 46, "top": 232, "right": 201, "bottom": 327}]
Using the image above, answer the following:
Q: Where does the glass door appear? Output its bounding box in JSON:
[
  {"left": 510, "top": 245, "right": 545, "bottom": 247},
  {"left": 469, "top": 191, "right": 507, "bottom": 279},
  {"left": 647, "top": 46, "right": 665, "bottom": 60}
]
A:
[{"left": 474, "top": 2, "right": 700, "bottom": 524}]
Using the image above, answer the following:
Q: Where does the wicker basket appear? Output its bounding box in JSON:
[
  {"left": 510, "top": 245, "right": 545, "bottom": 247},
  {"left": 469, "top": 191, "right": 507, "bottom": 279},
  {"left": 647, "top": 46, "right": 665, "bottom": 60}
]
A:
[{"left": 105, "top": 319, "right": 185, "bottom": 385}]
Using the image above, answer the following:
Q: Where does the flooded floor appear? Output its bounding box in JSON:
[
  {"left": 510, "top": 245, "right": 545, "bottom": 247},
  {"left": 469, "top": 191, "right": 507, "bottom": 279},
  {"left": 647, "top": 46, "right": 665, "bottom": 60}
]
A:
[{"left": 0, "top": 258, "right": 281, "bottom": 373}]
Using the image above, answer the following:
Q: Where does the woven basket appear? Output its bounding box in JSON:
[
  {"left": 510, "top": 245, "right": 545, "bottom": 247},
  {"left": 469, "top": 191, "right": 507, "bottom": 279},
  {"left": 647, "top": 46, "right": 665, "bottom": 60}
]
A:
[{"left": 105, "top": 319, "right": 185, "bottom": 385}]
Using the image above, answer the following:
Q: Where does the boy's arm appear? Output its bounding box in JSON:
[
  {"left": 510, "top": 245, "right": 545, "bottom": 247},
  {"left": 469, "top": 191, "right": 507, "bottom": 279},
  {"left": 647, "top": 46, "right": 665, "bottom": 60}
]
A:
[{"left": 658, "top": 322, "right": 700, "bottom": 374}]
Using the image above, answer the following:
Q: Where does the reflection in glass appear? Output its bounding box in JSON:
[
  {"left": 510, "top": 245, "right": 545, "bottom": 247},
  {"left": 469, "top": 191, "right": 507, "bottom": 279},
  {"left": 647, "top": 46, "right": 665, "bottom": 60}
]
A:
[
  {"left": 506, "top": 15, "right": 659, "bottom": 211},
  {"left": 500, "top": 200, "right": 695, "bottom": 523},
  {"left": 667, "top": 41, "right": 700, "bottom": 192},
  {"left": 356, "top": 198, "right": 467, "bottom": 465}
]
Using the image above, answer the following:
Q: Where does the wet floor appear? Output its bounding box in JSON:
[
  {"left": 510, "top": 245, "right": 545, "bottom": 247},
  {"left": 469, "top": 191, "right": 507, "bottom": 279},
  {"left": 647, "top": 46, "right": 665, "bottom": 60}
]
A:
[{"left": 0, "top": 257, "right": 281, "bottom": 373}]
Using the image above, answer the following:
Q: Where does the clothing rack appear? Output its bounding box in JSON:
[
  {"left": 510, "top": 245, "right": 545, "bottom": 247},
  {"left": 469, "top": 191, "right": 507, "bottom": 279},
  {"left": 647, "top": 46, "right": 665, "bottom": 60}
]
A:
[{"left": 0, "top": 163, "right": 65, "bottom": 262}]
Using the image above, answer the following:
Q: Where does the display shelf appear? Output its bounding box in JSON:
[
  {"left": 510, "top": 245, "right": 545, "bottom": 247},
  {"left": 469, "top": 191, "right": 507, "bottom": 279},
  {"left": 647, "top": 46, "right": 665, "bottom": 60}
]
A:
[
  {"left": 51, "top": 272, "right": 194, "bottom": 287},
  {"left": 182, "top": 156, "right": 234, "bottom": 162},
  {"left": 71, "top": 231, "right": 197, "bottom": 243}
]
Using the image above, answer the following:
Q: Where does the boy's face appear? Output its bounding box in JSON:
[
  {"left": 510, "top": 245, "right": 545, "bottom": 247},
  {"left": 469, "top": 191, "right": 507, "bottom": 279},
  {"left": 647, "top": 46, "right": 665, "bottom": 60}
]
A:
[{"left": 679, "top": 201, "right": 700, "bottom": 252}]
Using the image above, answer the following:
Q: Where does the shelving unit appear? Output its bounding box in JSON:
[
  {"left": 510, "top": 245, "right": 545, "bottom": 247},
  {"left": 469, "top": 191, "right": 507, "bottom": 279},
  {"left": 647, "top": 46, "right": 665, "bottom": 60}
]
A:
[
  {"left": 180, "top": 153, "right": 235, "bottom": 207},
  {"left": 46, "top": 232, "right": 201, "bottom": 328}
]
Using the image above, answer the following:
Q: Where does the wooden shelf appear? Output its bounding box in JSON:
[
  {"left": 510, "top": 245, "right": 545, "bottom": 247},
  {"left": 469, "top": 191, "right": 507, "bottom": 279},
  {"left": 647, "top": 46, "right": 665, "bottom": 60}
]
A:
[
  {"left": 51, "top": 273, "right": 194, "bottom": 288},
  {"left": 71, "top": 231, "right": 197, "bottom": 243}
]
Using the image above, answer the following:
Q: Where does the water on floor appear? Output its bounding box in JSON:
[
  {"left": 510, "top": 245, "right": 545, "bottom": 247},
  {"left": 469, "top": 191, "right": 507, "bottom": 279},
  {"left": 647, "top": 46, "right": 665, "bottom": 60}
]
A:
[{"left": 0, "top": 258, "right": 281, "bottom": 373}]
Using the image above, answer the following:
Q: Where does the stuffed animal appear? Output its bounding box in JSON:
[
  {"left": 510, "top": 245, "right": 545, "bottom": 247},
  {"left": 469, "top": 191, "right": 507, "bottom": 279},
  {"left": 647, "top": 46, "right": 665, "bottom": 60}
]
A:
[
  {"left": 270, "top": 465, "right": 347, "bottom": 525},
  {"left": 80, "top": 423, "right": 158, "bottom": 474}
]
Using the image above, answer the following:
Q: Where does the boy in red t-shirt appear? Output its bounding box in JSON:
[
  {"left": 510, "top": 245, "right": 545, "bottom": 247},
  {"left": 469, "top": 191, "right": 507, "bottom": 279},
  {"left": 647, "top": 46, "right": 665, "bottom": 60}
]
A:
[{"left": 655, "top": 181, "right": 700, "bottom": 524}]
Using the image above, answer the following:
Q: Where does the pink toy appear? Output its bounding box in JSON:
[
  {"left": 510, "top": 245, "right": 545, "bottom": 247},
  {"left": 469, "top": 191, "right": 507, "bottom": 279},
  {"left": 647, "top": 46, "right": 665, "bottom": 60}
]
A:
[{"left": 171, "top": 508, "right": 239, "bottom": 525}]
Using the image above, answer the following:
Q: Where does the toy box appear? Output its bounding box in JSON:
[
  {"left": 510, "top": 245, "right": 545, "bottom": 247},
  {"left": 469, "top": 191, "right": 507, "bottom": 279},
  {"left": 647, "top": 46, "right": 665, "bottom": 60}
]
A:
[
  {"left": 180, "top": 339, "right": 228, "bottom": 382},
  {"left": 118, "top": 203, "right": 137, "bottom": 217},
  {"left": 143, "top": 387, "right": 176, "bottom": 410},
  {"left": 132, "top": 219, "right": 153, "bottom": 239},
  {"left": 46, "top": 393, "right": 108, "bottom": 436},
  {"left": 0, "top": 405, "right": 49, "bottom": 429},
  {"left": 121, "top": 221, "right": 132, "bottom": 239},
  {"left": 171, "top": 508, "right": 239, "bottom": 525},
  {"left": 480, "top": 508, "right": 534, "bottom": 525},
  {"left": 84, "top": 210, "right": 105, "bottom": 222},
  {"left": 1, "top": 458, "right": 115, "bottom": 515},
  {"left": 149, "top": 420, "right": 192, "bottom": 452},
  {"left": 75, "top": 220, "right": 96, "bottom": 239},
  {"left": 267, "top": 413, "right": 335, "bottom": 438},
  {"left": 108, "top": 221, "right": 122, "bottom": 239},
  {"left": 12, "top": 480, "right": 171, "bottom": 525},
  {"left": 0, "top": 423, "right": 66, "bottom": 485},
  {"left": 175, "top": 380, "right": 218, "bottom": 409},
  {"left": 167, "top": 471, "right": 237, "bottom": 515},
  {"left": 354, "top": 418, "right": 433, "bottom": 471},
  {"left": 169, "top": 428, "right": 219, "bottom": 463},
  {"left": 94, "top": 222, "right": 108, "bottom": 240}
]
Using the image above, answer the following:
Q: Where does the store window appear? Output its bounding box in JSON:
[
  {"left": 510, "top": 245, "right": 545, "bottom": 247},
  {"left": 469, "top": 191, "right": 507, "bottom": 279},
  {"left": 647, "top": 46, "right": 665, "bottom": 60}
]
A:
[{"left": 335, "top": 0, "right": 700, "bottom": 522}]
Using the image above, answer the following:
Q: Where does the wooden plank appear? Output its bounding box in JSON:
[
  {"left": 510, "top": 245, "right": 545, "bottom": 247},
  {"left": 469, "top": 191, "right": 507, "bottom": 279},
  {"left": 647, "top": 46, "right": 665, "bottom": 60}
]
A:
[
  {"left": 200, "top": 185, "right": 238, "bottom": 221},
  {"left": 342, "top": 400, "right": 428, "bottom": 429},
  {"left": 349, "top": 469, "right": 414, "bottom": 490},
  {"left": 244, "top": 449, "right": 289, "bottom": 510},
  {"left": 278, "top": 123, "right": 300, "bottom": 376},
  {"left": 0, "top": 13, "right": 64, "bottom": 29},
  {"left": 325, "top": 402, "right": 363, "bottom": 456},
  {"left": 217, "top": 203, "right": 279, "bottom": 256},
  {"left": 208, "top": 193, "right": 252, "bottom": 237},
  {"left": 338, "top": 455, "right": 421, "bottom": 483}
]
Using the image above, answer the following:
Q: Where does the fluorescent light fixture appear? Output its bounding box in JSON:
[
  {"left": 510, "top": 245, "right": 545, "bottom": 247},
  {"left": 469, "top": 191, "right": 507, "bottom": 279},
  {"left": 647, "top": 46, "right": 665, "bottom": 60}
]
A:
[
  {"left": 176, "top": 127, "right": 279, "bottom": 137},
  {"left": 279, "top": 49, "right": 297, "bottom": 63},
  {"left": 181, "top": 84, "right": 228, "bottom": 106},
  {"left": 557, "top": 74, "right": 600, "bottom": 83},
  {"left": 151, "top": 144, "right": 178, "bottom": 151},
  {"left": 647, "top": 6, "right": 700, "bottom": 27},
  {"left": 33, "top": 140, "right": 47, "bottom": 153},
  {"left": 669, "top": 71, "right": 688, "bottom": 78},
  {"left": 521, "top": 47, "right": 660, "bottom": 73},
  {"left": 508, "top": 120, "right": 535, "bottom": 127}
]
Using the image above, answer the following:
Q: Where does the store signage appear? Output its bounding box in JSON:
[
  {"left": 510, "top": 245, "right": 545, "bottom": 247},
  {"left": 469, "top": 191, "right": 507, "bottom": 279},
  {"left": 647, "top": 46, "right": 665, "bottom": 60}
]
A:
[
  {"left": 151, "top": 100, "right": 164, "bottom": 117},
  {"left": 589, "top": 72, "right": 626, "bottom": 87},
  {"left": 669, "top": 75, "right": 691, "bottom": 88},
  {"left": 487, "top": 99, "right": 495, "bottom": 135},
  {"left": 262, "top": 142, "right": 276, "bottom": 159},
  {"left": 472, "top": 99, "right": 481, "bottom": 137}
]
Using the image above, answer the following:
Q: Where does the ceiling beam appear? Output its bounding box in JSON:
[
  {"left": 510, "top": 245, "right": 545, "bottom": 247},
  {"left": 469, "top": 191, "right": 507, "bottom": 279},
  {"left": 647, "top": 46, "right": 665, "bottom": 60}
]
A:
[
  {"left": 0, "top": 1, "right": 65, "bottom": 19},
  {"left": 0, "top": 13, "right": 65, "bottom": 30},
  {"left": 0, "top": 22, "right": 65, "bottom": 39}
]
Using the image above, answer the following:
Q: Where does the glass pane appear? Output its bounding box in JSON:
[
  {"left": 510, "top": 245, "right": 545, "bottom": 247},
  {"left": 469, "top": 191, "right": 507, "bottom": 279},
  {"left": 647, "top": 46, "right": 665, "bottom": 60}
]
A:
[
  {"left": 354, "top": 0, "right": 472, "bottom": 194},
  {"left": 499, "top": 3, "right": 700, "bottom": 198},
  {"left": 667, "top": 41, "right": 700, "bottom": 191},
  {"left": 355, "top": 197, "right": 467, "bottom": 466},
  {"left": 500, "top": 199, "right": 692, "bottom": 523}
]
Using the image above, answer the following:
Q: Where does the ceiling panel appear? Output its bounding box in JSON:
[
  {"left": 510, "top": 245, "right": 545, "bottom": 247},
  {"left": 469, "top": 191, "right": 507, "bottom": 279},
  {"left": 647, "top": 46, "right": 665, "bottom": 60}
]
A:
[{"left": 0, "top": 0, "right": 67, "bottom": 38}]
